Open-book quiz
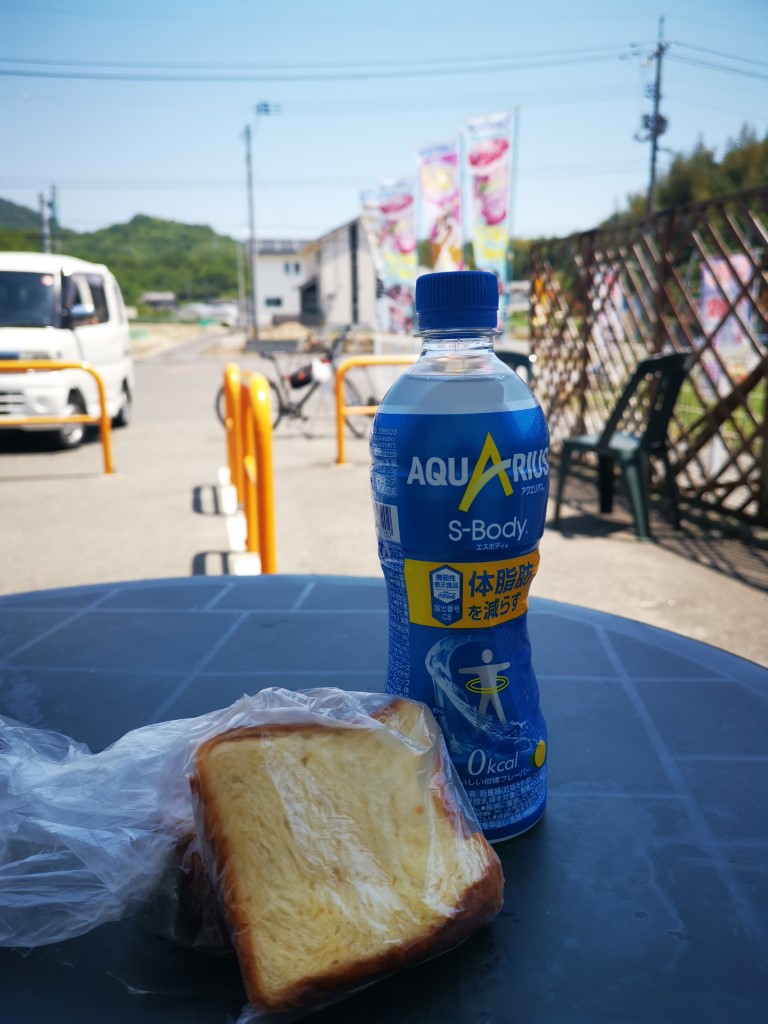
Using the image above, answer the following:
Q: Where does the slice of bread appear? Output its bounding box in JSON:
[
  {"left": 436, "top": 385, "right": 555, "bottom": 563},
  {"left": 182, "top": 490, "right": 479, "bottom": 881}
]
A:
[{"left": 191, "top": 698, "right": 503, "bottom": 1013}]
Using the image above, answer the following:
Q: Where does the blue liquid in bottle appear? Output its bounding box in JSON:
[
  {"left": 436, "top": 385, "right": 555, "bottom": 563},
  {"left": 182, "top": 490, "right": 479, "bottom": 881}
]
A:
[{"left": 370, "top": 270, "right": 549, "bottom": 842}]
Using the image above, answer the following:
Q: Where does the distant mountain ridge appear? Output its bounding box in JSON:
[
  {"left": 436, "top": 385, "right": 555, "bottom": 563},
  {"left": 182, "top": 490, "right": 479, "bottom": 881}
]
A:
[
  {"left": 0, "top": 196, "right": 43, "bottom": 232},
  {"left": 0, "top": 197, "right": 240, "bottom": 305}
]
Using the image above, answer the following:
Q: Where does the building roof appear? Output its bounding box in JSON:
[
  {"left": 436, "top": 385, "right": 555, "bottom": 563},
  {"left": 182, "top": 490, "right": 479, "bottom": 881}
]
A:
[
  {"left": 256, "top": 239, "right": 311, "bottom": 255},
  {"left": 299, "top": 218, "right": 361, "bottom": 258}
]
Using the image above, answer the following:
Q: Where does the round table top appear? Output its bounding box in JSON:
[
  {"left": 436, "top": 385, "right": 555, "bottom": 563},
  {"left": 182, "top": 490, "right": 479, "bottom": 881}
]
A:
[{"left": 1, "top": 575, "right": 766, "bottom": 1024}]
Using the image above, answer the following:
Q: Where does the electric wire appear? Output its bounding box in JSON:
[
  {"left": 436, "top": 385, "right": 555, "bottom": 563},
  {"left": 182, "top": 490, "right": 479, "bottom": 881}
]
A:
[
  {"left": 0, "top": 43, "right": 648, "bottom": 72},
  {"left": 671, "top": 42, "right": 768, "bottom": 69},
  {"left": 0, "top": 50, "right": 637, "bottom": 82},
  {"left": 667, "top": 54, "right": 768, "bottom": 81},
  {"left": 0, "top": 161, "right": 648, "bottom": 193}
]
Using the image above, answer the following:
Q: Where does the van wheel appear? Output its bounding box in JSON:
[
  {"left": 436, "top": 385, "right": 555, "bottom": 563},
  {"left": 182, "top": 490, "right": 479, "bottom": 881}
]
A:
[
  {"left": 113, "top": 382, "right": 132, "bottom": 428},
  {"left": 57, "top": 393, "right": 87, "bottom": 449}
]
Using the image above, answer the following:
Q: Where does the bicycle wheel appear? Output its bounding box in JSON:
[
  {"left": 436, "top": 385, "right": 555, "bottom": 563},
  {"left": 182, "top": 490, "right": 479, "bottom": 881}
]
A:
[
  {"left": 215, "top": 386, "right": 226, "bottom": 426},
  {"left": 268, "top": 379, "right": 283, "bottom": 430},
  {"left": 343, "top": 376, "right": 373, "bottom": 438}
]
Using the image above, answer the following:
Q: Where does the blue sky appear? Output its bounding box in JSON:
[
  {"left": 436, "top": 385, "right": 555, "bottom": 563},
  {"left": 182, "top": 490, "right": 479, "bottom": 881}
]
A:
[{"left": 1, "top": 0, "right": 766, "bottom": 243}]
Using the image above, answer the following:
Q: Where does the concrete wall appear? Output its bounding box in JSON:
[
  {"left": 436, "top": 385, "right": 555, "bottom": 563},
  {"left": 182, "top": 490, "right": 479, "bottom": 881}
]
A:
[
  {"left": 255, "top": 251, "right": 305, "bottom": 327},
  {"left": 315, "top": 221, "right": 377, "bottom": 328},
  {"left": 248, "top": 221, "right": 378, "bottom": 329}
]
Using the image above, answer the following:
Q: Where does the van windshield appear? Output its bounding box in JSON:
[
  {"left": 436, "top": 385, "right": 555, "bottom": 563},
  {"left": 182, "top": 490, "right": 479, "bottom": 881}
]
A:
[{"left": 0, "top": 271, "right": 58, "bottom": 328}]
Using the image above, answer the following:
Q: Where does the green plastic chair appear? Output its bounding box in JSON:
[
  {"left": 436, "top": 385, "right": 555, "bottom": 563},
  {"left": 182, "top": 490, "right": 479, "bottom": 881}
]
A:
[{"left": 553, "top": 350, "right": 693, "bottom": 540}]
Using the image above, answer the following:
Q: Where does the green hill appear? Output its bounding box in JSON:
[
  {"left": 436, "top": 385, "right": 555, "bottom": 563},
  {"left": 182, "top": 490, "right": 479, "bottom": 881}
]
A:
[
  {"left": 0, "top": 198, "right": 240, "bottom": 305},
  {"left": 0, "top": 196, "right": 42, "bottom": 231}
]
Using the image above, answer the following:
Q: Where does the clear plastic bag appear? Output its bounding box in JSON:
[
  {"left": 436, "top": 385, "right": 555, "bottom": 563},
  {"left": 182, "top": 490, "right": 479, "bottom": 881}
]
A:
[
  {"left": 0, "top": 688, "right": 503, "bottom": 1020},
  {"left": 0, "top": 695, "right": 271, "bottom": 948}
]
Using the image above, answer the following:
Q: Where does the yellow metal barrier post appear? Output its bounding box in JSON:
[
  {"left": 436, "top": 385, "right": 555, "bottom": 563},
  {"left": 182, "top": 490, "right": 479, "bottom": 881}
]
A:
[
  {"left": 223, "top": 363, "right": 245, "bottom": 504},
  {"left": 250, "top": 374, "right": 277, "bottom": 573},
  {"left": 239, "top": 372, "right": 277, "bottom": 574},
  {"left": 334, "top": 355, "right": 417, "bottom": 465},
  {"left": 0, "top": 360, "right": 114, "bottom": 474}
]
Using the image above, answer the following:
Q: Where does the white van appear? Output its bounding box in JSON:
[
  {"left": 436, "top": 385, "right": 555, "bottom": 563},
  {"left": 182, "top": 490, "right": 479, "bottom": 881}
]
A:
[{"left": 0, "top": 252, "right": 134, "bottom": 448}]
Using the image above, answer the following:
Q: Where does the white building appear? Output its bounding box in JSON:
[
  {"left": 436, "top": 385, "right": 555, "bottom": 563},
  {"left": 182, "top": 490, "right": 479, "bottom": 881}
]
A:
[
  {"left": 299, "top": 219, "right": 378, "bottom": 328},
  {"left": 250, "top": 239, "right": 309, "bottom": 328}
]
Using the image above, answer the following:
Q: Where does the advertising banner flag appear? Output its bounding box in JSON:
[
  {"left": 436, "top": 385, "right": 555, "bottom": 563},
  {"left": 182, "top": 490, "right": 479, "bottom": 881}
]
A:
[
  {"left": 362, "top": 180, "right": 417, "bottom": 334},
  {"left": 416, "top": 142, "right": 463, "bottom": 272},
  {"left": 360, "top": 188, "right": 385, "bottom": 279},
  {"left": 463, "top": 111, "right": 513, "bottom": 324}
]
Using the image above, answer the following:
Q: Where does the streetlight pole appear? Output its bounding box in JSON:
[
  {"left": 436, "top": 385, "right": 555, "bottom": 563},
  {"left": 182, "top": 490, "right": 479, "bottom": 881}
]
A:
[
  {"left": 243, "top": 124, "right": 257, "bottom": 338},
  {"left": 243, "top": 102, "right": 280, "bottom": 340},
  {"left": 235, "top": 236, "right": 247, "bottom": 330}
]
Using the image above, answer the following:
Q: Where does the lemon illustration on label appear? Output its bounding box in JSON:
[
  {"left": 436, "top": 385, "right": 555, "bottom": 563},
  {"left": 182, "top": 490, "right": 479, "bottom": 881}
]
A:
[{"left": 532, "top": 739, "right": 547, "bottom": 768}]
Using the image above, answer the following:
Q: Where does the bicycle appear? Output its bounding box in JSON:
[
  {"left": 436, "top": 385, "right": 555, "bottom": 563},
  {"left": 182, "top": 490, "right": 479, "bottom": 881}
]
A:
[{"left": 216, "top": 327, "right": 377, "bottom": 437}]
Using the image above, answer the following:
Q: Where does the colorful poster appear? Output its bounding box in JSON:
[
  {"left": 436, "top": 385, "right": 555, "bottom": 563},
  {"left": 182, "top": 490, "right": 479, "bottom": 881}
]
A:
[
  {"left": 463, "top": 112, "right": 513, "bottom": 327},
  {"left": 416, "top": 142, "right": 463, "bottom": 272},
  {"left": 698, "top": 254, "right": 758, "bottom": 396},
  {"left": 360, "top": 188, "right": 385, "bottom": 279},
  {"left": 362, "top": 180, "right": 417, "bottom": 334}
]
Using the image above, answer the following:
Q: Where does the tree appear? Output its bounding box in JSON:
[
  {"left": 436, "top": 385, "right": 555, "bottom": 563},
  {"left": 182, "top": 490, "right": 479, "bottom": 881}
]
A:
[
  {"left": 0, "top": 200, "right": 241, "bottom": 304},
  {"left": 606, "top": 124, "right": 768, "bottom": 224}
]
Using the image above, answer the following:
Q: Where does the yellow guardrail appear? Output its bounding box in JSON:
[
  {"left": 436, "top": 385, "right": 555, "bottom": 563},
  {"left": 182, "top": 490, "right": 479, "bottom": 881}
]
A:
[
  {"left": 334, "top": 354, "right": 417, "bottom": 465},
  {"left": 221, "top": 363, "right": 276, "bottom": 574},
  {"left": 222, "top": 362, "right": 245, "bottom": 505},
  {"left": 0, "top": 359, "right": 115, "bottom": 474}
]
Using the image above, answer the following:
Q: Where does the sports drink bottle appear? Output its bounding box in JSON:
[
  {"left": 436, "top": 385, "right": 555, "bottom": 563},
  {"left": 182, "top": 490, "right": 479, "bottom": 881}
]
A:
[{"left": 370, "top": 270, "right": 549, "bottom": 841}]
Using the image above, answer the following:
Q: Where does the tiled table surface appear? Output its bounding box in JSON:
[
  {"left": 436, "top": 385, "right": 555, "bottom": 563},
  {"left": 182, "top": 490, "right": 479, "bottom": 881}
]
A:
[{"left": 1, "top": 575, "right": 766, "bottom": 1024}]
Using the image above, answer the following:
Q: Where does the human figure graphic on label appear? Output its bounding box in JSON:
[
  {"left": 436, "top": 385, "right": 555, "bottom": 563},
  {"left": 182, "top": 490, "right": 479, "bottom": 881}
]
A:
[{"left": 459, "top": 649, "right": 509, "bottom": 723}]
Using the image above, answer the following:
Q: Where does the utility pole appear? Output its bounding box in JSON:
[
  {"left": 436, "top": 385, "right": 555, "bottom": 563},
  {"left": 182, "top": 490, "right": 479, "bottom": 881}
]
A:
[
  {"left": 236, "top": 237, "right": 247, "bottom": 330},
  {"left": 635, "top": 16, "right": 669, "bottom": 215},
  {"left": 243, "top": 124, "right": 258, "bottom": 338},
  {"left": 49, "top": 185, "right": 58, "bottom": 252},
  {"left": 243, "top": 102, "right": 280, "bottom": 340},
  {"left": 39, "top": 192, "right": 51, "bottom": 253}
]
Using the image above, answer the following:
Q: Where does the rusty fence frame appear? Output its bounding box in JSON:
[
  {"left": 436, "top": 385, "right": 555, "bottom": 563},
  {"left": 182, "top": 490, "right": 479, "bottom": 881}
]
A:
[{"left": 529, "top": 186, "right": 768, "bottom": 525}]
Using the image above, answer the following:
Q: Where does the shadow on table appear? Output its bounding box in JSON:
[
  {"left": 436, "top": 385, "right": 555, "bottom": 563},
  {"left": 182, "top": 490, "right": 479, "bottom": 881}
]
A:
[{"left": 549, "top": 462, "right": 768, "bottom": 593}]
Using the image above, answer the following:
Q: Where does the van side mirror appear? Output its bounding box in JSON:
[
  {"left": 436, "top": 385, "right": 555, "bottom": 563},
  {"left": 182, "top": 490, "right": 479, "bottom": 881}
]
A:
[{"left": 65, "top": 302, "right": 97, "bottom": 326}]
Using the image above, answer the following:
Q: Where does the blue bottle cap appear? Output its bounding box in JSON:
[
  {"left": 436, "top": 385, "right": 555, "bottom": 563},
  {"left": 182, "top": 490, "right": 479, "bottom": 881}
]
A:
[{"left": 415, "top": 270, "right": 500, "bottom": 332}]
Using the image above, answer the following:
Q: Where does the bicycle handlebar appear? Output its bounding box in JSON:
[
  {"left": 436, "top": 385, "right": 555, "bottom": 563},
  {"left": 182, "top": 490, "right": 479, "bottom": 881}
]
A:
[{"left": 260, "top": 325, "right": 351, "bottom": 367}]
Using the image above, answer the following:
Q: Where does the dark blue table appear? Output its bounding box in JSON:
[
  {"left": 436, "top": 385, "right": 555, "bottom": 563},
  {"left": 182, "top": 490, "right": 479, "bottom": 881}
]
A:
[{"left": 1, "top": 575, "right": 766, "bottom": 1023}]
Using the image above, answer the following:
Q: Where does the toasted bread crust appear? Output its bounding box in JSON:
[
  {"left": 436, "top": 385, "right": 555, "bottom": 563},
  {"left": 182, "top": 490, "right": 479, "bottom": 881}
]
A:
[{"left": 192, "top": 701, "right": 504, "bottom": 1013}]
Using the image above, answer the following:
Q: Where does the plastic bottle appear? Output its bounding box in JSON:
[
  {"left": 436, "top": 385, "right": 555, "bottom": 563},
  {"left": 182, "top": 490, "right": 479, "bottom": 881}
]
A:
[{"left": 370, "top": 270, "right": 549, "bottom": 842}]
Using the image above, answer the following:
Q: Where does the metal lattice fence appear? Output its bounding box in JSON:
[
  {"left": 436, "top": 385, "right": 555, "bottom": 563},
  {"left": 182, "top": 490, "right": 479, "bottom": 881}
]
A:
[{"left": 529, "top": 186, "right": 768, "bottom": 525}]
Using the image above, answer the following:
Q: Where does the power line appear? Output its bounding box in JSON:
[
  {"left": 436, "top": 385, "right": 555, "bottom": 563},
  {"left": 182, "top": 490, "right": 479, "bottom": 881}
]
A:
[
  {"left": 286, "top": 87, "right": 638, "bottom": 115},
  {"left": 0, "top": 43, "right": 647, "bottom": 72},
  {"left": 0, "top": 161, "right": 648, "bottom": 194},
  {"left": 672, "top": 42, "right": 768, "bottom": 68},
  {"left": 0, "top": 84, "right": 639, "bottom": 114},
  {"left": 5, "top": 36, "right": 765, "bottom": 80},
  {"left": 667, "top": 54, "right": 768, "bottom": 81},
  {"left": 666, "top": 93, "right": 768, "bottom": 118},
  {"left": 0, "top": 51, "right": 635, "bottom": 82}
]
